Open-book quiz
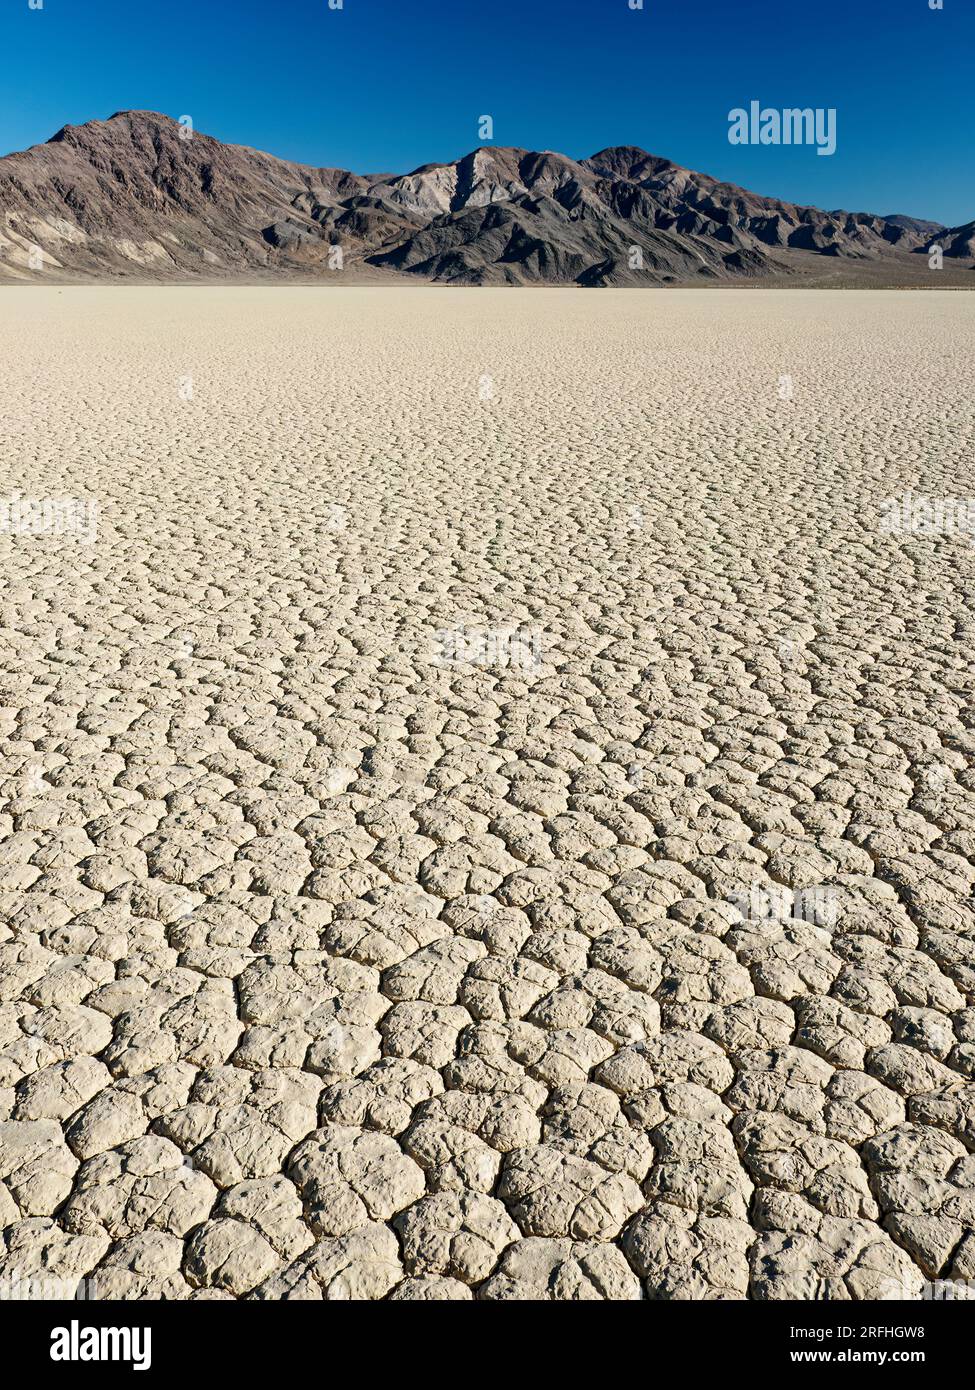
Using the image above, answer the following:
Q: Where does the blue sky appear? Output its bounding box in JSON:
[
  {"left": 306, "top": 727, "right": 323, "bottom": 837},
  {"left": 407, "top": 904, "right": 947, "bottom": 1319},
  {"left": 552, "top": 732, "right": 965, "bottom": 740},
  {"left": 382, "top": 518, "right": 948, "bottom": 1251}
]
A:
[{"left": 1, "top": 0, "right": 971, "bottom": 225}]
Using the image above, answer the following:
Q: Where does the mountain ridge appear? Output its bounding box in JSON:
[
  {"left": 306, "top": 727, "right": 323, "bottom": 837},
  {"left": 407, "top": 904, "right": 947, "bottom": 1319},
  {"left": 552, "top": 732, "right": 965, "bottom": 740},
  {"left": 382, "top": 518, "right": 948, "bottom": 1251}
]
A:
[{"left": 0, "top": 111, "right": 969, "bottom": 286}]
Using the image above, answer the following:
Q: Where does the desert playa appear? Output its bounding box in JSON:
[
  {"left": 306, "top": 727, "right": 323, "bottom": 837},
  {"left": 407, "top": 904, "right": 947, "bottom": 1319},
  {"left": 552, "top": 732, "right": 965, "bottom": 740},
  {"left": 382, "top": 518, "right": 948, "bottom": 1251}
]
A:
[{"left": 1, "top": 287, "right": 974, "bottom": 1300}]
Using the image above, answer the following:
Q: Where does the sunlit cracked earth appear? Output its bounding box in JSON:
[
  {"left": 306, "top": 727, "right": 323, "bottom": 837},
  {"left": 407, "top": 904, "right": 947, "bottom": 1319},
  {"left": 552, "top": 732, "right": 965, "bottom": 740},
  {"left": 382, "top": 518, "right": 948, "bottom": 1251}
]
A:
[{"left": 1, "top": 287, "right": 974, "bottom": 1301}]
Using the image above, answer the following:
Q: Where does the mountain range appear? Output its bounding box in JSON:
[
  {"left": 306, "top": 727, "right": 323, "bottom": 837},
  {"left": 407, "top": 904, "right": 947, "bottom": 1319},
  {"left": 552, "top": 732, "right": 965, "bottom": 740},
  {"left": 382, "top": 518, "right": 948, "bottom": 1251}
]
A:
[{"left": 1, "top": 111, "right": 971, "bottom": 286}]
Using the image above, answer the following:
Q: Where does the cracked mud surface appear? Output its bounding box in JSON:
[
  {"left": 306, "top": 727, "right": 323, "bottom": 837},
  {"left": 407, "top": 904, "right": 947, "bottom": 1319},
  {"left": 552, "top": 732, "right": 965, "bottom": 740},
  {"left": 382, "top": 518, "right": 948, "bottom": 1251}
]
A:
[{"left": 1, "top": 286, "right": 973, "bottom": 1301}]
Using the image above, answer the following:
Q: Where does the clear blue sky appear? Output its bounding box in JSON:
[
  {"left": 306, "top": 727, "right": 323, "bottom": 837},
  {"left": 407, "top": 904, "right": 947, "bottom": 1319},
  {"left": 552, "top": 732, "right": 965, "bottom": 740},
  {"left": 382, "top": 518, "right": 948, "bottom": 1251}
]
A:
[{"left": 1, "top": 0, "right": 971, "bottom": 226}]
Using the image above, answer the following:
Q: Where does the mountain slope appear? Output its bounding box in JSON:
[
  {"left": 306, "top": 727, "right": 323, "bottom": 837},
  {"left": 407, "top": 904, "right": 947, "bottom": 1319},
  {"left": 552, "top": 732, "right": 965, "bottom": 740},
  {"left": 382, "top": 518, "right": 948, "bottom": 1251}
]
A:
[{"left": 0, "top": 112, "right": 969, "bottom": 285}]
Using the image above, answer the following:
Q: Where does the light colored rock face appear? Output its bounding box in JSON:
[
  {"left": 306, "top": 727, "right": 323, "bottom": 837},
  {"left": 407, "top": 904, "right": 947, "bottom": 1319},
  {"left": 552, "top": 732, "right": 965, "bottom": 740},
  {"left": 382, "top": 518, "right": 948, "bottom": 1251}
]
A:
[{"left": 0, "top": 287, "right": 973, "bottom": 1301}]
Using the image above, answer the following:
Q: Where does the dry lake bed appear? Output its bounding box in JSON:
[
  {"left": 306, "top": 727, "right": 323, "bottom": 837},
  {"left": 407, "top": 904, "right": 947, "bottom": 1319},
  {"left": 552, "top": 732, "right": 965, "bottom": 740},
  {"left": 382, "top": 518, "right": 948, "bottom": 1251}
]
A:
[{"left": 1, "top": 288, "right": 973, "bottom": 1300}]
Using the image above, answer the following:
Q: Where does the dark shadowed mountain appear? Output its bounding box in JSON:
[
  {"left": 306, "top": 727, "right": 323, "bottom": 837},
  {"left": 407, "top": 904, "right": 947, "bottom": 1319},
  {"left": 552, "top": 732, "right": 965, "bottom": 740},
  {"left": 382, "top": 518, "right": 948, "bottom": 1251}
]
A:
[
  {"left": 882, "top": 213, "right": 945, "bottom": 238},
  {"left": 925, "top": 220, "right": 975, "bottom": 260},
  {"left": 0, "top": 112, "right": 969, "bottom": 286}
]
